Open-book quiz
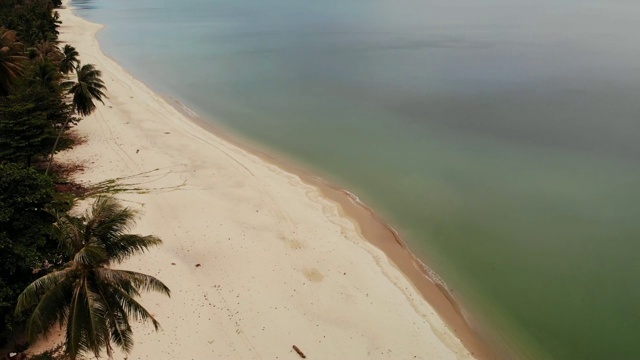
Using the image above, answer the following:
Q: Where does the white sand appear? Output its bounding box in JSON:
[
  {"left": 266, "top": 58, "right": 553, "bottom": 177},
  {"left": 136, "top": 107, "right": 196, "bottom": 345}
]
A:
[{"left": 34, "top": 2, "right": 475, "bottom": 359}]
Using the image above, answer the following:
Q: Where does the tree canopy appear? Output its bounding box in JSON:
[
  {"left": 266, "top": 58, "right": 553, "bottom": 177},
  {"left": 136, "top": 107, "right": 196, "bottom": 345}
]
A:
[
  {"left": 16, "top": 197, "right": 170, "bottom": 359},
  {"left": 0, "top": 2, "right": 168, "bottom": 358},
  {"left": 0, "top": 163, "right": 59, "bottom": 344},
  {"left": 63, "top": 63, "right": 107, "bottom": 116}
]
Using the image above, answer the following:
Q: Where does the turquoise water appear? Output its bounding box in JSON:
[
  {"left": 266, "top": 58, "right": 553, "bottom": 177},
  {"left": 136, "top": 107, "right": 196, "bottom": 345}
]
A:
[{"left": 71, "top": 0, "right": 640, "bottom": 358}]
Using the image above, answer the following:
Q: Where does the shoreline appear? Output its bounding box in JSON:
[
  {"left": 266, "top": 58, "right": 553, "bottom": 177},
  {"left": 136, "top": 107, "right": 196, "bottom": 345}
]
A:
[
  {"left": 42, "top": 1, "right": 496, "bottom": 358},
  {"left": 170, "top": 98, "right": 499, "bottom": 359}
]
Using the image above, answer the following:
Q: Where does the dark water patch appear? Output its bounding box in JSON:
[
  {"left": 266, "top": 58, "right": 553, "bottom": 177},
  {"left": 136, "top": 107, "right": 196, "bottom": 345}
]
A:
[
  {"left": 70, "top": 0, "right": 100, "bottom": 10},
  {"left": 385, "top": 83, "right": 640, "bottom": 162}
]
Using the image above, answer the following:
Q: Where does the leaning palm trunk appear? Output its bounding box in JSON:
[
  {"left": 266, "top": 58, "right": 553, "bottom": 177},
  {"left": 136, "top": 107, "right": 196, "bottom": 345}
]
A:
[
  {"left": 45, "top": 116, "right": 70, "bottom": 175},
  {"left": 45, "top": 63, "right": 106, "bottom": 175}
]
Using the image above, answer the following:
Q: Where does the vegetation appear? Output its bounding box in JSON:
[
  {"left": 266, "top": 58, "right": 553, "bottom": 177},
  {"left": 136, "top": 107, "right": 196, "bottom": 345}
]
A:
[
  {"left": 63, "top": 63, "right": 107, "bottom": 117},
  {"left": 0, "top": 88, "right": 55, "bottom": 166},
  {"left": 0, "top": 28, "right": 26, "bottom": 96},
  {"left": 0, "top": 0, "right": 169, "bottom": 358},
  {"left": 0, "top": 164, "right": 61, "bottom": 345},
  {"left": 58, "top": 45, "right": 78, "bottom": 75},
  {"left": 16, "top": 197, "right": 171, "bottom": 360},
  {"left": 46, "top": 63, "right": 107, "bottom": 173}
]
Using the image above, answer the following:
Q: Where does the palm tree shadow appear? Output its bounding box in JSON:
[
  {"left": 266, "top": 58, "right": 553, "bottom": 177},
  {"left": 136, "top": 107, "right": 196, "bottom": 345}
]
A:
[{"left": 81, "top": 167, "right": 188, "bottom": 200}]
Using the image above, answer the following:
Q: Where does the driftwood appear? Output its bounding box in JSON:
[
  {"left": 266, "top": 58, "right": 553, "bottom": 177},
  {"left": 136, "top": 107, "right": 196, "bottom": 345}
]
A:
[{"left": 292, "top": 345, "right": 306, "bottom": 358}]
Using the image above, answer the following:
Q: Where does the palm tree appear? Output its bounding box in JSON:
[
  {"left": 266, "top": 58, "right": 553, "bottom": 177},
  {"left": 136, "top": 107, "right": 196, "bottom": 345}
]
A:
[
  {"left": 15, "top": 196, "right": 170, "bottom": 360},
  {"left": 30, "top": 60, "right": 61, "bottom": 92},
  {"left": 46, "top": 63, "right": 107, "bottom": 174},
  {"left": 59, "top": 44, "right": 79, "bottom": 74},
  {"left": 62, "top": 63, "right": 107, "bottom": 116},
  {"left": 0, "top": 28, "right": 26, "bottom": 96},
  {"left": 34, "top": 40, "right": 62, "bottom": 63}
]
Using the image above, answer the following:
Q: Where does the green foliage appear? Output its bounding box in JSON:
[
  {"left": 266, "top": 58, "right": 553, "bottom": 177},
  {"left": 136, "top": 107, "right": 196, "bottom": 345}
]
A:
[
  {"left": 62, "top": 63, "right": 107, "bottom": 117},
  {"left": 16, "top": 197, "right": 170, "bottom": 360},
  {"left": 27, "top": 60, "right": 61, "bottom": 92},
  {"left": 47, "top": 63, "right": 106, "bottom": 173},
  {"left": 0, "top": 28, "right": 26, "bottom": 96},
  {"left": 0, "top": 164, "right": 59, "bottom": 344},
  {"left": 0, "top": 0, "right": 72, "bottom": 349},
  {"left": 34, "top": 40, "right": 62, "bottom": 64},
  {"left": 0, "top": 3, "right": 159, "bottom": 359},
  {"left": 0, "top": 0, "right": 60, "bottom": 46},
  {"left": 0, "top": 101, "right": 50, "bottom": 166},
  {"left": 0, "top": 83, "right": 64, "bottom": 166},
  {"left": 58, "top": 45, "right": 78, "bottom": 75},
  {"left": 0, "top": 0, "right": 62, "bottom": 96}
]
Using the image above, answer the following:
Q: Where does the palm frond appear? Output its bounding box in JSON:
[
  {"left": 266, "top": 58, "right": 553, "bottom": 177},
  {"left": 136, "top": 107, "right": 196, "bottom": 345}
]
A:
[
  {"left": 96, "top": 284, "right": 134, "bottom": 354},
  {"left": 66, "top": 280, "right": 91, "bottom": 360},
  {"left": 35, "top": 40, "right": 62, "bottom": 62},
  {"left": 73, "top": 241, "right": 108, "bottom": 266},
  {"left": 84, "top": 278, "right": 110, "bottom": 358},
  {"left": 0, "top": 45, "right": 25, "bottom": 95},
  {"left": 116, "top": 270, "right": 171, "bottom": 297},
  {"left": 95, "top": 268, "right": 171, "bottom": 298},
  {"left": 19, "top": 272, "right": 75, "bottom": 342},
  {"left": 64, "top": 63, "right": 107, "bottom": 116},
  {"left": 110, "top": 286, "right": 161, "bottom": 331},
  {"left": 60, "top": 44, "right": 80, "bottom": 74},
  {"left": 94, "top": 268, "right": 140, "bottom": 298},
  {"left": 54, "top": 214, "right": 86, "bottom": 257},
  {"left": 84, "top": 197, "right": 163, "bottom": 262},
  {"left": 105, "top": 234, "right": 163, "bottom": 263},
  {"left": 16, "top": 269, "right": 74, "bottom": 313},
  {"left": 86, "top": 196, "right": 137, "bottom": 236}
]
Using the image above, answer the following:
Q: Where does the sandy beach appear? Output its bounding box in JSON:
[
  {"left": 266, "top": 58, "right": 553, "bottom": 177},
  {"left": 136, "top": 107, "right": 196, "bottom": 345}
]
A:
[{"left": 30, "top": 2, "right": 481, "bottom": 359}]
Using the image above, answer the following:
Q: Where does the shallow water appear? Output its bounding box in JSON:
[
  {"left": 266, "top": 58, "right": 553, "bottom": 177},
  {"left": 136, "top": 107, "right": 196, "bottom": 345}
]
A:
[{"left": 71, "top": 0, "right": 640, "bottom": 358}]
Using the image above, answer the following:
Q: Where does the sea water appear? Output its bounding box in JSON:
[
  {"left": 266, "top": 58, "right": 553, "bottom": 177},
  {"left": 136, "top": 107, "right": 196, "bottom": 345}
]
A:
[{"left": 71, "top": 0, "right": 640, "bottom": 358}]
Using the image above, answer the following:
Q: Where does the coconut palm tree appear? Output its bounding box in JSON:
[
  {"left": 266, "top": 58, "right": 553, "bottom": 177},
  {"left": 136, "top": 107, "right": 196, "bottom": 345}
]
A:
[
  {"left": 59, "top": 44, "right": 79, "bottom": 74},
  {"left": 15, "top": 196, "right": 170, "bottom": 360},
  {"left": 0, "top": 47, "right": 23, "bottom": 95},
  {"left": 46, "top": 63, "right": 107, "bottom": 174},
  {"left": 34, "top": 40, "right": 62, "bottom": 63},
  {"left": 0, "top": 28, "right": 26, "bottom": 96},
  {"left": 30, "top": 60, "right": 61, "bottom": 92},
  {"left": 62, "top": 63, "right": 107, "bottom": 116}
]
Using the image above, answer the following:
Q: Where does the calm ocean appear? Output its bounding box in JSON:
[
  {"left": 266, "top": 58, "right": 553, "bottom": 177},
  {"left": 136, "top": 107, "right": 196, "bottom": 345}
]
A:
[{"left": 71, "top": 0, "right": 640, "bottom": 358}]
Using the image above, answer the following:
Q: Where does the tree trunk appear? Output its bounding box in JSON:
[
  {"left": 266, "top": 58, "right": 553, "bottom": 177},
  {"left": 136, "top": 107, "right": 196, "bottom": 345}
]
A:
[{"left": 45, "top": 117, "right": 70, "bottom": 175}]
